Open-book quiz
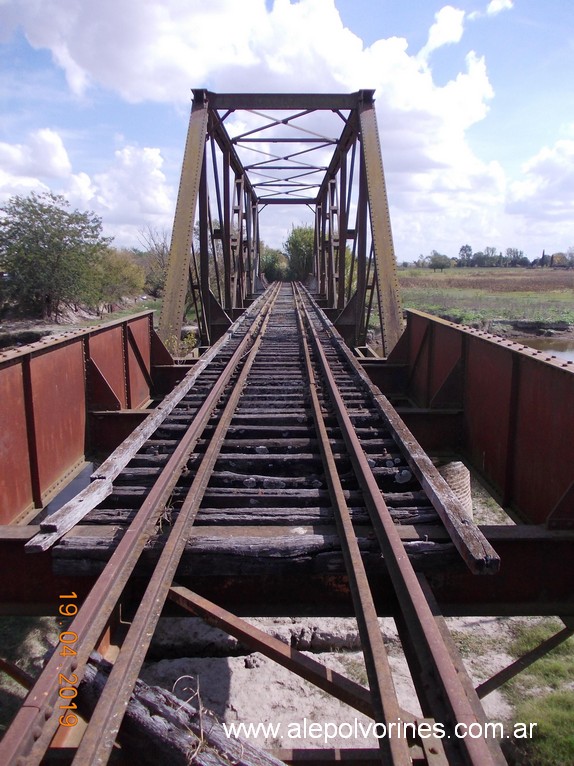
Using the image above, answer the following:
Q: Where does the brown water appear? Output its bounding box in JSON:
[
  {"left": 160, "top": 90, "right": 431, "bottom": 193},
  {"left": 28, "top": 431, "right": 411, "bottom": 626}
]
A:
[{"left": 517, "top": 337, "right": 574, "bottom": 363}]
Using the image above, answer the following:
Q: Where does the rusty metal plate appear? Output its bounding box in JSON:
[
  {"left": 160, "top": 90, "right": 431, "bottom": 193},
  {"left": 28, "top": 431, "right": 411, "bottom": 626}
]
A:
[
  {"left": 88, "top": 326, "right": 127, "bottom": 407},
  {"left": 407, "top": 313, "right": 432, "bottom": 404},
  {"left": 126, "top": 316, "right": 152, "bottom": 408},
  {"left": 29, "top": 342, "right": 86, "bottom": 504},
  {"left": 464, "top": 337, "right": 513, "bottom": 495},
  {"left": 512, "top": 357, "right": 574, "bottom": 523},
  {"left": 0, "top": 364, "right": 33, "bottom": 520}
]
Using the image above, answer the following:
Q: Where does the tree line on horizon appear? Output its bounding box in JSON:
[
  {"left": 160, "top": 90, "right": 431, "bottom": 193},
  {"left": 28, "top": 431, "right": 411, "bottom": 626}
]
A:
[
  {"left": 2, "top": 190, "right": 570, "bottom": 321},
  {"left": 409, "top": 245, "right": 574, "bottom": 272}
]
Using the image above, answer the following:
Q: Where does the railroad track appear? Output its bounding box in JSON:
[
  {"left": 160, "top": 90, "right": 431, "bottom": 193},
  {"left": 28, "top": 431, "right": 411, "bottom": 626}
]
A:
[{"left": 2, "top": 283, "right": 504, "bottom": 765}]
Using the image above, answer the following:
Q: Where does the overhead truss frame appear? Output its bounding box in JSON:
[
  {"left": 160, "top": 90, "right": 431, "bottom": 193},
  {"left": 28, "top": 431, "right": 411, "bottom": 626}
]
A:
[{"left": 159, "top": 89, "right": 404, "bottom": 355}]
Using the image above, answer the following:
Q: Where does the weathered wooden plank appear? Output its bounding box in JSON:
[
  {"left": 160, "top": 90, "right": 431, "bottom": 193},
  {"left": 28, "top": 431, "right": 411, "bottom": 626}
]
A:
[
  {"left": 83, "top": 506, "right": 439, "bottom": 526},
  {"left": 52, "top": 524, "right": 458, "bottom": 576}
]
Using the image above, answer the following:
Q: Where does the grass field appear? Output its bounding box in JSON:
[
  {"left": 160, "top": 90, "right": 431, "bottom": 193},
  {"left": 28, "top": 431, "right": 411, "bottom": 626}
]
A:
[{"left": 398, "top": 267, "right": 574, "bottom": 327}]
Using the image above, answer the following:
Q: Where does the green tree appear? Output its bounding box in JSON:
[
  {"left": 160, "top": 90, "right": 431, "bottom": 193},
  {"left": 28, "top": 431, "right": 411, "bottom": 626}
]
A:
[
  {"left": 506, "top": 248, "right": 530, "bottom": 267},
  {"left": 472, "top": 250, "right": 486, "bottom": 267},
  {"left": 138, "top": 226, "right": 170, "bottom": 297},
  {"left": 429, "top": 250, "right": 451, "bottom": 272},
  {"left": 284, "top": 224, "right": 315, "bottom": 280},
  {"left": 484, "top": 246, "right": 499, "bottom": 266},
  {"left": 458, "top": 244, "right": 472, "bottom": 267},
  {"left": 260, "top": 244, "right": 288, "bottom": 281},
  {"left": 95, "top": 248, "right": 145, "bottom": 305},
  {"left": 0, "top": 191, "right": 111, "bottom": 318}
]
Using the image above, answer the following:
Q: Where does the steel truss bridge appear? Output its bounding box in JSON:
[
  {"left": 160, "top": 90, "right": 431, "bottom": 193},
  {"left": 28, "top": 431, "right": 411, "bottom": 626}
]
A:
[
  {"left": 0, "top": 91, "right": 573, "bottom": 766},
  {"left": 158, "top": 90, "right": 403, "bottom": 355}
]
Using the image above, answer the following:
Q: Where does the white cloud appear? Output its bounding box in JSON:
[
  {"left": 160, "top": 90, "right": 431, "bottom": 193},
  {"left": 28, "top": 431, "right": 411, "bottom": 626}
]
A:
[
  {"left": 508, "top": 139, "right": 574, "bottom": 221},
  {"left": 93, "top": 146, "right": 173, "bottom": 223},
  {"left": 418, "top": 5, "right": 466, "bottom": 62},
  {"left": 0, "top": 129, "right": 175, "bottom": 245},
  {"left": 0, "top": 0, "right": 513, "bottom": 255},
  {"left": 0, "top": 128, "right": 71, "bottom": 178},
  {"left": 486, "top": 0, "right": 513, "bottom": 16},
  {"left": 468, "top": 0, "right": 513, "bottom": 23}
]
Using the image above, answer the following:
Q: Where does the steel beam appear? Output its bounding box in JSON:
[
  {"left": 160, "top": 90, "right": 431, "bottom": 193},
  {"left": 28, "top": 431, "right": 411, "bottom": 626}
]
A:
[
  {"left": 394, "top": 310, "right": 574, "bottom": 525},
  {"left": 358, "top": 94, "right": 403, "bottom": 355},
  {"left": 158, "top": 95, "right": 209, "bottom": 342},
  {"left": 205, "top": 92, "right": 361, "bottom": 111}
]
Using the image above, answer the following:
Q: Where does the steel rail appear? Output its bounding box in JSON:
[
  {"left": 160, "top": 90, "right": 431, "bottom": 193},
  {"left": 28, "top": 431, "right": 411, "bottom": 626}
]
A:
[
  {"left": 293, "top": 283, "right": 412, "bottom": 765},
  {"left": 28, "top": 291, "right": 271, "bottom": 552},
  {"left": 295, "top": 285, "right": 503, "bottom": 766},
  {"left": 72, "top": 283, "right": 282, "bottom": 764},
  {"left": 300, "top": 288, "right": 499, "bottom": 576},
  {"left": 0, "top": 284, "right": 281, "bottom": 765}
]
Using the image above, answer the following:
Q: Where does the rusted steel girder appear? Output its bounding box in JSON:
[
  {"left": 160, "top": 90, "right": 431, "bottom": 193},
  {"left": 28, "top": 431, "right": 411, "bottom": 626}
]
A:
[
  {"left": 0, "top": 312, "right": 168, "bottom": 524},
  {"left": 158, "top": 91, "right": 209, "bottom": 343},
  {"left": 388, "top": 310, "right": 574, "bottom": 527},
  {"left": 157, "top": 90, "right": 404, "bottom": 356},
  {"left": 358, "top": 92, "right": 404, "bottom": 354}
]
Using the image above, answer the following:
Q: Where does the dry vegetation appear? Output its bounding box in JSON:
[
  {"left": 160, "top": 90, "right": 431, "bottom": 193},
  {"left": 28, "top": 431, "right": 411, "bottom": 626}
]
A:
[
  {"left": 399, "top": 267, "right": 574, "bottom": 292},
  {"left": 399, "top": 267, "right": 574, "bottom": 328}
]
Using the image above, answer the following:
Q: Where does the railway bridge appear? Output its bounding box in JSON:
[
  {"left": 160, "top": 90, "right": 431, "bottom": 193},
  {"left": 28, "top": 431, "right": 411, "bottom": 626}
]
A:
[{"left": 0, "top": 91, "right": 573, "bottom": 765}]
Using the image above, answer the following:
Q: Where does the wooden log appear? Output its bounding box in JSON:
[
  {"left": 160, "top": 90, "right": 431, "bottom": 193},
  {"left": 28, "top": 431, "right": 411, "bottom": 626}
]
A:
[
  {"left": 79, "top": 653, "right": 287, "bottom": 766},
  {"left": 52, "top": 524, "right": 458, "bottom": 577},
  {"left": 82, "top": 506, "right": 439, "bottom": 527},
  {"left": 209, "top": 470, "right": 324, "bottom": 489}
]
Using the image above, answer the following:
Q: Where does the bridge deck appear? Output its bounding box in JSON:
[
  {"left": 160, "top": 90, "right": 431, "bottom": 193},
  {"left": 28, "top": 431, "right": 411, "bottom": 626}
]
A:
[{"left": 1, "top": 284, "right": 507, "bottom": 766}]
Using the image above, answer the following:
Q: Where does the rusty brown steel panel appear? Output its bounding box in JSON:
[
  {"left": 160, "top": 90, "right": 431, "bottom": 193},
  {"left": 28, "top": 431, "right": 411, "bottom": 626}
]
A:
[
  {"left": 512, "top": 357, "right": 574, "bottom": 524},
  {"left": 402, "top": 311, "right": 574, "bottom": 525},
  {"left": 126, "top": 316, "right": 152, "bottom": 408},
  {"left": 407, "top": 312, "right": 432, "bottom": 404},
  {"left": 0, "top": 312, "right": 157, "bottom": 522},
  {"left": 464, "top": 337, "right": 513, "bottom": 494},
  {"left": 88, "top": 326, "right": 127, "bottom": 408},
  {"left": 29, "top": 342, "right": 86, "bottom": 504},
  {"left": 0, "top": 364, "right": 34, "bottom": 520},
  {"left": 429, "top": 322, "right": 464, "bottom": 406}
]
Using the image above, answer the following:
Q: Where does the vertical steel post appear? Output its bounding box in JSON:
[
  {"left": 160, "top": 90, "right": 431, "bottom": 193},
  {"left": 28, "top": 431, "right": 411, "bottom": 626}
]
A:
[
  {"left": 337, "top": 156, "right": 348, "bottom": 310},
  {"left": 358, "top": 90, "right": 403, "bottom": 355},
  {"left": 315, "top": 205, "right": 324, "bottom": 292},
  {"left": 223, "top": 148, "right": 232, "bottom": 310},
  {"left": 158, "top": 91, "right": 209, "bottom": 343},
  {"left": 199, "top": 156, "right": 211, "bottom": 345},
  {"left": 326, "top": 179, "right": 337, "bottom": 307},
  {"left": 356, "top": 148, "right": 368, "bottom": 345}
]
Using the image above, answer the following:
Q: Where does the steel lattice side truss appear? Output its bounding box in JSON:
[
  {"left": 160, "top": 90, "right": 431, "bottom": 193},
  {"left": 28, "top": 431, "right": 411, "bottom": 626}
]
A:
[{"left": 159, "top": 90, "right": 403, "bottom": 355}]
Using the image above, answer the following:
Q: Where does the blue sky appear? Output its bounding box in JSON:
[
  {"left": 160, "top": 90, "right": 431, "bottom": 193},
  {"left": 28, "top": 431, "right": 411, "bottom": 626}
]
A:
[{"left": 1, "top": 0, "right": 573, "bottom": 261}]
